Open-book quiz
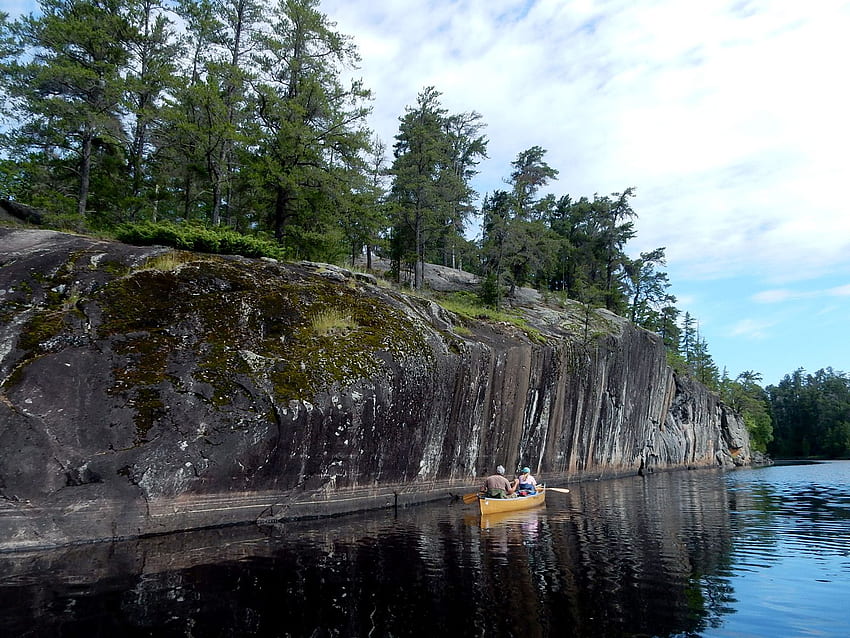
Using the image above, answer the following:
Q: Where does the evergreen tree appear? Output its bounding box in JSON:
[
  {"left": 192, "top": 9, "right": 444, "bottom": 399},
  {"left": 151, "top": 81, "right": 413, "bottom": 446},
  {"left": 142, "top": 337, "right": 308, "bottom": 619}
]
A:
[
  {"left": 548, "top": 194, "right": 597, "bottom": 299},
  {"left": 546, "top": 190, "right": 638, "bottom": 312},
  {"left": 479, "top": 189, "right": 512, "bottom": 306},
  {"left": 720, "top": 370, "right": 774, "bottom": 452},
  {"left": 166, "top": 0, "right": 264, "bottom": 227},
  {"left": 768, "top": 368, "right": 850, "bottom": 458},
  {"left": 654, "top": 304, "right": 681, "bottom": 353},
  {"left": 690, "top": 335, "right": 719, "bottom": 390},
  {"left": 1, "top": 0, "right": 133, "bottom": 226},
  {"left": 680, "top": 312, "right": 696, "bottom": 363},
  {"left": 509, "top": 145, "right": 558, "bottom": 220},
  {"left": 598, "top": 188, "right": 637, "bottom": 313},
  {"left": 479, "top": 147, "right": 558, "bottom": 302},
  {"left": 389, "top": 86, "right": 484, "bottom": 289},
  {"left": 624, "top": 247, "right": 675, "bottom": 326},
  {"left": 247, "top": 0, "right": 372, "bottom": 257},
  {"left": 122, "top": 0, "right": 182, "bottom": 220},
  {"left": 209, "top": 0, "right": 264, "bottom": 226},
  {"left": 340, "top": 135, "right": 389, "bottom": 268},
  {"left": 160, "top": 0, "right": 220, "bottom": 222},
  {"left": 436, "top": 110, "right": 487, "bottom": 268}
]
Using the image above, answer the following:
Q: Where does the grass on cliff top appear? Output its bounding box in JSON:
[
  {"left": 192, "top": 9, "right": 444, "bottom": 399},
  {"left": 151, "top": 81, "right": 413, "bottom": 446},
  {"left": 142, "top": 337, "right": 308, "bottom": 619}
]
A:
[{"left": 427, "top": 291, "right": 547, "bottom": 344}]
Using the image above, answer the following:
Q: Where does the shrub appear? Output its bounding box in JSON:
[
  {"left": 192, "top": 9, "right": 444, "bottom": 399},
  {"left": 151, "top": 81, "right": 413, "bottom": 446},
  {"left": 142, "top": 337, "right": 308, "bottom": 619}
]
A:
[
  {"left": 310, "top": 309, "right": 356, "bottom": 336},
  {"left": 115, "top": 221, "right": 285, "bottom": 260}
]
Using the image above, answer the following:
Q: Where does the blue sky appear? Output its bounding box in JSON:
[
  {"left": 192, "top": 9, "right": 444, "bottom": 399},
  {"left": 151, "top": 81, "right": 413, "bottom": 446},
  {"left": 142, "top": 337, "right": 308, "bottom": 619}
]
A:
[{"left": 3, "top": 0, "right": 849, "bottom": 387}]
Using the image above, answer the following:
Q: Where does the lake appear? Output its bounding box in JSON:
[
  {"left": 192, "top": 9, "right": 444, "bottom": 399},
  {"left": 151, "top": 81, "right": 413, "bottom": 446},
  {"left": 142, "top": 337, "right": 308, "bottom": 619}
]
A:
[{"left": 1, "top": 461, "right": 848, "bottom": 637}]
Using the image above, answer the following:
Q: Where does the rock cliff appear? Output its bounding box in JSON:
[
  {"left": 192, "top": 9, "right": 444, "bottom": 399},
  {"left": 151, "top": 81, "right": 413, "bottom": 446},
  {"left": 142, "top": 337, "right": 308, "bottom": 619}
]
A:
[{"left": 0, "top": 228, "right": 750, "bottom": 550}]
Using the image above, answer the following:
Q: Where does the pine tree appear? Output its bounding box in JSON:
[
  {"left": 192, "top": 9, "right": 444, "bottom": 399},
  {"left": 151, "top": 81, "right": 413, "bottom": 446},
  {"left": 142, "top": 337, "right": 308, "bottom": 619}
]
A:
[
  {"left": 389, "top": 86, "right": 485, "bottom": 289},
  {"left": 1, "top": 0, "right": 133, "bottom": 225},
  {"left": 624, "top": 247, "right": 675, "bottom": 326},
  {"left": 246, "top": 0, "right": 372, "bottom": 257},
  {"left": 122, "top": 0, "right": 182, "bottom": 220}
]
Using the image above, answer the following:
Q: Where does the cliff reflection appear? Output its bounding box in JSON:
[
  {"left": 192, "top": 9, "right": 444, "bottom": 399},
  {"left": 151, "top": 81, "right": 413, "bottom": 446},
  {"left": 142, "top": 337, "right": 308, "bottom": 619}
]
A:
[{"left": 0, "top": 470, "right": 737, "bottom": 637}]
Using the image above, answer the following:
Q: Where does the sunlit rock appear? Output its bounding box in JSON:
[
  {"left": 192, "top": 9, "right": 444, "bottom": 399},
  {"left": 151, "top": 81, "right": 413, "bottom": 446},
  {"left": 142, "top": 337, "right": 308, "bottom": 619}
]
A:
[{"left": 0, "top": 228, "right": 751, "bottom": 549}]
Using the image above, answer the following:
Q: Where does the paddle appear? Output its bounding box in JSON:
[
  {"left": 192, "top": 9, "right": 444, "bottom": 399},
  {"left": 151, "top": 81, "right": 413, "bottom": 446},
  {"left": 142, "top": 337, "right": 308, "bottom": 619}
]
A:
[{"left": 545, "top": 487, "right": 570, "bottom": 494}]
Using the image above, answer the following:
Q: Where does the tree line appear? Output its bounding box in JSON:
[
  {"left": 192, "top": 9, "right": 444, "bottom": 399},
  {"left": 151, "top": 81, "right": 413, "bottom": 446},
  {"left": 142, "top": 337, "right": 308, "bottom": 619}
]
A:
[
  {"left": 767, "top": 368, "right": 850, "bottom": 458},
  {"left": 4, "top": 1, "right": 844, "bottom": 458},
  {"left": 0, "top": 0, "right": 375, "bottom": 256},
  {"left": 0, "top": 2, "right": 697, "bottom": 353},
  {"left": 713, "top": 367, "right": 850, "bottom": 459}
]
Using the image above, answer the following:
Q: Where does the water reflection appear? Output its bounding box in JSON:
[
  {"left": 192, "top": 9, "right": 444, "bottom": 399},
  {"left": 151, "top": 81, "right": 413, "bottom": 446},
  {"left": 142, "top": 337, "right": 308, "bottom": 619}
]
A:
[{"left": 2, "top": 464, "right": 848, "bottom": 637}]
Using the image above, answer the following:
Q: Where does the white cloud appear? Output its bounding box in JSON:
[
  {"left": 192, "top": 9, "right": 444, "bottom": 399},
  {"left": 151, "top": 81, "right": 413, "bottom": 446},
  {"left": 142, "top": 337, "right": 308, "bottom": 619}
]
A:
[
  {"left": 728, "top": 318, "right": 774, "bottom": 339},
  {"left": 322, "top": 0, "right": 850, "bottom": 284},
  {"left": 828, "top": 284, "right": 850, "bottom": 297},
  {"left": 754, "top": 282, "right": 850, "bottom": 303},
  {"left": 753, "top": 289, "right": 800, "bottom": 303}
]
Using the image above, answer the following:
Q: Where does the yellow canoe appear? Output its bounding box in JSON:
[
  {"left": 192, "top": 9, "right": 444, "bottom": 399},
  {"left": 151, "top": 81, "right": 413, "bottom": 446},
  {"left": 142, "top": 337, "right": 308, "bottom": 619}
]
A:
[
  {"left": 477, "top": 507, "right": 545, "bottom": 529},
  {"left": 478, "top": 487, "right": 545, "bottom": 515}
]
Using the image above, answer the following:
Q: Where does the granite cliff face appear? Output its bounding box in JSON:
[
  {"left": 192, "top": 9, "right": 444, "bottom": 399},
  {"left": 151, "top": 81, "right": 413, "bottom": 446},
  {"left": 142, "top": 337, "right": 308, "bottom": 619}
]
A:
[{"left": 0, "top": 228, "right": 750, "bottom": 550}]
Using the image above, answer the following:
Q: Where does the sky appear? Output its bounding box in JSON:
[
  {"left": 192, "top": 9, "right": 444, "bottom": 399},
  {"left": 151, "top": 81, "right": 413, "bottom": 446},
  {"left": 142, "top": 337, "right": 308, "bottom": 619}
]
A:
[{"left": 3, "top": 0, "right": 849, "bottom": 387}]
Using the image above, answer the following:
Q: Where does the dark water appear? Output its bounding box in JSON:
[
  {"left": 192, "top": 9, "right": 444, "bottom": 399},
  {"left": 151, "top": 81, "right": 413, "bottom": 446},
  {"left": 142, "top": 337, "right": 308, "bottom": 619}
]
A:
[{"left": 1, "top": 462, "right": 849, "bottom": 637}]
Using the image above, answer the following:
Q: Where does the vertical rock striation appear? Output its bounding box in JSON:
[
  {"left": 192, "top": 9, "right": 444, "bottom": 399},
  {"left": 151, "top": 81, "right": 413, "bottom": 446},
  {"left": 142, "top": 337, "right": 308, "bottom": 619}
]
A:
[{"left": 0, "top": 229, "right": 750, "bottom": 549}]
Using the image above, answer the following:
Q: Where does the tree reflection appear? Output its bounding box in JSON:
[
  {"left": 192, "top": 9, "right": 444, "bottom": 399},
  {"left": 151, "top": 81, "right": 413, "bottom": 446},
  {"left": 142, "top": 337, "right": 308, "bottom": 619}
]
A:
[{"left": 1, "top": 470, "right": 742, "bottom": 637}]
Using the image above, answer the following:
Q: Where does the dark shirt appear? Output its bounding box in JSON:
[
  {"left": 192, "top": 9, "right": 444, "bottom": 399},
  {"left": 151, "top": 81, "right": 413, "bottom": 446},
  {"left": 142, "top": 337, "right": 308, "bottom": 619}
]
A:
[{"left": 483, "top": 474, "right": 512, "bottom": 492}]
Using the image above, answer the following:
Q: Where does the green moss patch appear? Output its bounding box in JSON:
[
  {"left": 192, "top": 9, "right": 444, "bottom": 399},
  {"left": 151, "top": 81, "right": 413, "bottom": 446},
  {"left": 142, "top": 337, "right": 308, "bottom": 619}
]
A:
[{"left": 93, "top": 258, "right": 433, "bottom": 414}]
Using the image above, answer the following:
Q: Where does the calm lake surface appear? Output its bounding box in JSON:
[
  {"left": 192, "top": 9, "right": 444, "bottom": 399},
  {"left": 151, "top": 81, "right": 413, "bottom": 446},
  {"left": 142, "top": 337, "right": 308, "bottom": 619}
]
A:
[{"left": 1, "top": 461, "right": 848, "bottom": 637}]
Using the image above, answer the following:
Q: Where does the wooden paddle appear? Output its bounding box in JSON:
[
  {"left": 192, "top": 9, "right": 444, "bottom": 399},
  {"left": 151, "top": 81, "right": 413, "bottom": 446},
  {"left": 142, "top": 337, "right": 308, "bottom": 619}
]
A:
[{"left": 545, "top": 487, "right": 570, "bottom": 494}]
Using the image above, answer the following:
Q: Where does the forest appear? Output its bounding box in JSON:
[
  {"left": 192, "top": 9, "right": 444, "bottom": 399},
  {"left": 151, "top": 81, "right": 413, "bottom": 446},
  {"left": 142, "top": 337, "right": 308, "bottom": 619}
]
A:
[{"left": 0, "top": 0, "right": 846, "bottom": 458}]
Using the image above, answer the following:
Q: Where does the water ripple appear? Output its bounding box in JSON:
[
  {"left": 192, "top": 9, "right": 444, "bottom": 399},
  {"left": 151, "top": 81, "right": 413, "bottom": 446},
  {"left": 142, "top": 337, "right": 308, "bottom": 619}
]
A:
[{"left": 2, "top": 461, "right": 849, "bottom": 636}]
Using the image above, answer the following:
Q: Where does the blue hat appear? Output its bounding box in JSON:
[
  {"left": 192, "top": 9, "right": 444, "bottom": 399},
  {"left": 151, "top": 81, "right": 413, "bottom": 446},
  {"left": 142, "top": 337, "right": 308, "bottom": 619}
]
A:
[{"left": 521, "top": 467, "right": 531, "bottom": 473}]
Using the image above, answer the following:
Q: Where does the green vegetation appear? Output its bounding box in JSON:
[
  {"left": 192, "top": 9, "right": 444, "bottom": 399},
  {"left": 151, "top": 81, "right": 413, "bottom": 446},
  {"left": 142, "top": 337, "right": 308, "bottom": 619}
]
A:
[
  {"left": 388, "top": 86, "right": 487, "bottom": 289},
  {"left": 310, "top": 309, "right": 356, "bottom": 337},
  {"left": 135, "top": 250, "right": 205, "bottom": 273},
  {"left": 11, "top": 0, "right": 841, "bottom": 460},
  {"left": 719, "top": 371, "right": 773, "bottom": 453},
  {"left": 767, "top": 368, "right": 850, "bottom": 459},
  {"left": 434, "top": 291, "right": 515, "bottom": 323},
  {"left": 431, "top": 291, "right": 546, "bottom": 344},
  {"left": 717, "top": 367, "right": 850, "bottom": 459},
  {"left": 0, "top": 1, "right": 685, "bottom": 355},
  {"left": 116, "top": 222, "right": 287, "bottom": 260}
]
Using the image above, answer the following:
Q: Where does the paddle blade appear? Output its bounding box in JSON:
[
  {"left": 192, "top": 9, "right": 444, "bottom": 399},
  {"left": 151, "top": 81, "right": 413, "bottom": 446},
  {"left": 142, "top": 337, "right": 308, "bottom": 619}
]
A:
[
  {"left": 546, "top": 487, "right": 571, "bottom": 494},
  {"left": 462, "top": 492, "right": 480, "bottom": 504}
]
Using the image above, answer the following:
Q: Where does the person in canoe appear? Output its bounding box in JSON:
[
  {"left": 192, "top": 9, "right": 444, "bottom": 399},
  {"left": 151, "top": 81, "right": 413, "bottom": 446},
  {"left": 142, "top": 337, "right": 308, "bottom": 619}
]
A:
[
  {"left": 515, "top": 467, "right": 538, "bottom": 495},
  {"left": 480, "top": 465, "right": 516, "bottom": 499}
]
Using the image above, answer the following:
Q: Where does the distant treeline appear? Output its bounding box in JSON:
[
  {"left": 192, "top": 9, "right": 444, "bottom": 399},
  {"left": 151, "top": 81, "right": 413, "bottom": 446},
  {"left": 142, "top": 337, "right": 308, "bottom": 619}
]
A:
[
  {"left": 5, "top": 1, "right": 844, "bottom": 457},
  {"left": 720, "top": 367, "right": 850, "bottom": 459},
  {"left": 767, "top": 368, "right": 850, "bottom": 459}
]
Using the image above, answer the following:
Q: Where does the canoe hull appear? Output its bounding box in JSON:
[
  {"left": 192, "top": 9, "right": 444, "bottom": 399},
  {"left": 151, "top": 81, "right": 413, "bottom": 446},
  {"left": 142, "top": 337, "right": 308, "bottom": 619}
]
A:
[{"left": 478, "top": 488, "right": 545, "bottom": 515}]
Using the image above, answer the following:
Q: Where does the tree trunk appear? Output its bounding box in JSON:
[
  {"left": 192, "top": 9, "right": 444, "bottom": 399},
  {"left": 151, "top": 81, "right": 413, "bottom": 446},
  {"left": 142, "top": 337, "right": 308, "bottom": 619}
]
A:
[
  {"left": 183, "top": 173, "right": 193, "bottom": 221},
  {"left": 77, "top": 128, "right": 93, "bottom": 223},
  {"left": 414, "top": 215, "right": 423, "bottom": 289},
  {"left": 211, "top": 173, "right": 222, "bottom": 226},
  {"left": 274, "top": 185, "right": 289, "bottom": 241}
]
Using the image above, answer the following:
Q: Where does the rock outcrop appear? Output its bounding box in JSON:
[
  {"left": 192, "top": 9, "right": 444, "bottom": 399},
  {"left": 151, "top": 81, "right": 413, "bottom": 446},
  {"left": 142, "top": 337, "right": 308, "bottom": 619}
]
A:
[{"left": 0, "top": 228, "right": 750, "bottom": 550}]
